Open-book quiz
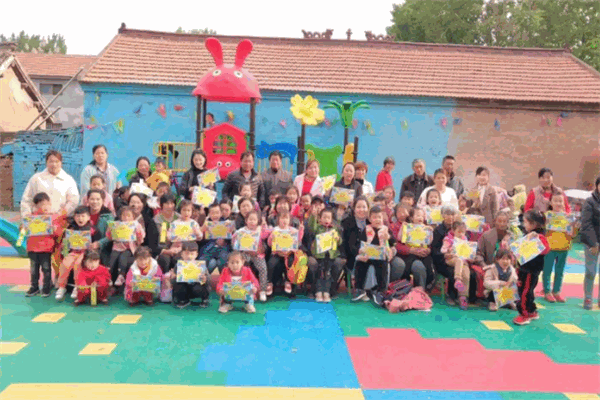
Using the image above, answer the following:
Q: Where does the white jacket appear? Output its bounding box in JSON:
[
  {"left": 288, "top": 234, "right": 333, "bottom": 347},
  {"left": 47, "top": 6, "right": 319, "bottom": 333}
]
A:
[{"left": 21, "top": 168, "right": 80, "bottom": 217}]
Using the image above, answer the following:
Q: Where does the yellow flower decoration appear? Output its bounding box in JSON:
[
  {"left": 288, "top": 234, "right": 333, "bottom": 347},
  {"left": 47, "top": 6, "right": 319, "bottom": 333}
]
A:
[{"left": 290, "top": 95, "right": 325, "bottom": 126}]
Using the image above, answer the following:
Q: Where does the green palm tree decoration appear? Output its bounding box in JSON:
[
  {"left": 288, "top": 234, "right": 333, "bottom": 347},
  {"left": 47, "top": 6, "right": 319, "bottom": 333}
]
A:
[{"left": 324, "top": 100, "right": 371, "bottom": 149}]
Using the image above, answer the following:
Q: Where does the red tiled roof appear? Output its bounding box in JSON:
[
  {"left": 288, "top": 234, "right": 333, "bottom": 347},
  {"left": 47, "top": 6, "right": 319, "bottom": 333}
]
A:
[
  {"left": 16, "top": 53, "right": 96, "bottom": 79},
  {"left": 81, "top": 28, "right": 600, "bottom": 105}
]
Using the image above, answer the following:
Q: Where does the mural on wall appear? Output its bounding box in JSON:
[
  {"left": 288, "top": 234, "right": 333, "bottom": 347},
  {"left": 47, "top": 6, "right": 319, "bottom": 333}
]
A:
[
  {"left": 324, "top": 100, "right": 371, "bottom": 149},
  {"left": 305, "top": 143, "right": 342, "bottom": 178},
  {"left": 256, "top": 141, "right": 298, "bottom": 163}
]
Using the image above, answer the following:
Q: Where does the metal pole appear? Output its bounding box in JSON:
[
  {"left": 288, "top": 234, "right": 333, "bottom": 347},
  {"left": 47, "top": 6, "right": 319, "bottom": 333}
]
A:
[
  {"left": 25, "top": 66, "right": 84, "bottom": 130},
  {"left": 343, "top": 126, "right": 349, "bottom": 150},
  {"left": 195, "top": 96, "right": 202, "bottom": 148},
  {"left": 298, "top": 124, "right": 306, "bottom": 174},
  {"left": 353, "top": 136, "right": 359, "bottom": 163},
  {"left": 249, "top": 98, "right": 256, "bottom": 154},
  {"left": 202, "top": 99, "right": 207, "bottom": 129},
  {"left": 32, "top": 107, "right": 62, "bottom": 131}
]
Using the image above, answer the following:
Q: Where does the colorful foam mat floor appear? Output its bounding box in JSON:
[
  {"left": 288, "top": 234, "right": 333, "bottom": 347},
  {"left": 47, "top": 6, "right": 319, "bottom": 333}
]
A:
[{"left": 1, "top": 241, "right": 599, "bottom": 400}]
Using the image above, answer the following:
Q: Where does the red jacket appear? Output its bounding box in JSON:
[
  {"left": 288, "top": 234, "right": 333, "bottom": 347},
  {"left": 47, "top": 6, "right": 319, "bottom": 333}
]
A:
[
  {"left": 217, "top": 266, "right": 259, "bottom": 295},
  {"left": 375, "top": 170, "right": 393, "bottom": 192},
  {"left": 26, "top": 211, "right": 67, "bottom": 253},
  {"left": 77, "top": 265, "right": 111, "bottom": 288}
]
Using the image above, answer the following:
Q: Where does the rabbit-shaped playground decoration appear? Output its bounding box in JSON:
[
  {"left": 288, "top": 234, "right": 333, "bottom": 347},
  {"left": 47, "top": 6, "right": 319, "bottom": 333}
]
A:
[{"left": 192, "top": 38, "right": 262, "bottom": 103}]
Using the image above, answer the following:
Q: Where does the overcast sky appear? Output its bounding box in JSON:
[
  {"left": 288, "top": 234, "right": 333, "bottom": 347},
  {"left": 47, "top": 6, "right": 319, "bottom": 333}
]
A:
[{"left": 3, "top": 0, "right": 399, "bottom": 55}]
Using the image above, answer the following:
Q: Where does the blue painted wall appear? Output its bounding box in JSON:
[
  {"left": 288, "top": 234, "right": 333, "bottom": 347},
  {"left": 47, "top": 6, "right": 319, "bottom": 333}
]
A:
[{"left": 81, "top": 83, "right": 456, "bottom": 189}]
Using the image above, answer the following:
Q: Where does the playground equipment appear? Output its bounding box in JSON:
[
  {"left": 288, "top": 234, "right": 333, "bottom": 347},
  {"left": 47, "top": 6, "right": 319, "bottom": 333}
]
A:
[{"left": 0, "top": 216, "right": 27, "bottom": 257}]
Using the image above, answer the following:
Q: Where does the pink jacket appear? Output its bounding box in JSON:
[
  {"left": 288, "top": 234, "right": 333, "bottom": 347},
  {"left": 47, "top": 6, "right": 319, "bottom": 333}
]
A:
[{"left": 216, "top": 266, "right": 259, "bottom": 297}]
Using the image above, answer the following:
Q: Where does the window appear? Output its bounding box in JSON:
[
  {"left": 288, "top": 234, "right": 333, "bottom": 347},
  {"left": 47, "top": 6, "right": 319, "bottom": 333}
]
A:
[
  {"left": 39, "top": 83, "right": 62, "bottom": 95},
  {"left": 213, "top": 134, "right": 237, "bottom": 155}
]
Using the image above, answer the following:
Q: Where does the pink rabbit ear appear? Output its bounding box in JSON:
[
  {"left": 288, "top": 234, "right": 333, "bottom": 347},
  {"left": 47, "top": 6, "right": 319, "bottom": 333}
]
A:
[
  {"left": 235, "top": 39, "right": 253, "bottom": 68},
  {"left": 205, "top": 38, "right": 223, "bottom": 66}
]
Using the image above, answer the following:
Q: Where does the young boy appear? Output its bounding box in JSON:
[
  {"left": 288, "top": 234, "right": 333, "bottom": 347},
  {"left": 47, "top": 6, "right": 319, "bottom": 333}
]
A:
[
  {"left": 305, "top": 208, "right": 344, "bottom": 302},
  {"left": 216, "top": 251, "right": 259, "bottom": 313},
  {"left": 399, "top": 191, "right": 416, "bottom": 209},
  {"left": 25, "top": 192, "right": 65, "bottom": 297},
  {"left": 483, "top": 248, "right": 518, "bottom": 311},
  {"left": 373, "top": 193, "right": 390, "bottom": 225},
  {"left": 172, "top": 241, "right": 210, "bottom": 309},
  {"left": 199, "top": 203, "right": 232, "bottom": 274}
]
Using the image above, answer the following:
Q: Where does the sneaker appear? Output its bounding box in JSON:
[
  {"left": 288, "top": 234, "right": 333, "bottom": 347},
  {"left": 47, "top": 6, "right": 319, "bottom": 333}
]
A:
[
  {"left": 218, "top": 303, "right": 233, "bottom": 313},
  {"left": 315, "top": 292, "right": 324, "bottom": 302},
  {"left": 266, "top": 283, "right": 273, "bottom": 296},
  {"left": 446, "top": 297, "right": 456, "bottom": 306},
  {"left": 458, "top": 296, "right": 468, "bottom": 310},
  {"left": 488, "top": 302, "right": 498, "bottom": 312},
  {"left": 583, "top": 299, "right": 593, "bottom": 310},
  {"left": 544, "top": 293, "right": 556, "bottom": 303},
  {"left": 55, "top": 287, "right": 67, "bottom": 301},
  {"left": 372, "top": 292, "right": 384, "bottom": 307},
  {"left": 41, "top": 288, "right": 51, "bottom": 298},
  {"left": 177, "top": 301, "right": 190, "bottom": 309},
  {"left": 245, "top": 303, "right": 256, "bottom": 313},
  {"left": 26, "top": 287, "right": 40, "bottom": 297},
  {"left": 352, "top": 289, "right": 366, "bottom": 302},
  {"left": 199, "top": 299, "right": 210, "bottom": 308},
  {"left": 553, "top": 293, "right": 566, "bottom": 303},
  {"left": 145, "top": 298, "right": 154, "bottom": 306},
  {"left": 513, "top": 315, "right": 531, "bottom": 325},
  {"left": 307, "top": 292, "right": 315, "bottom": 300},
  {"left": 100, "top": 298, "right": 109, "bottom": 305},
  {"left": 115, "top": 275, "right": 125, "bottom": 286},
  {"left": 70, "top": 287, "right": 78, "bottom": 299},
  {"left": 259, "top": 291, "right": 267, "bottom": 302},
  {"left": 530, "top": 311, "right": 540, "bottom": 320},
  {"left": 454, "top": 280, "right": 465, "bottom": 293},
  {"left": 509, "top": 302, "right": 517, "bottom": 310},
  {"left": 323, "top": 292, "right": 331, "bottom": 303},
  {"left": 284, "top": 282, "right": 292, "bottom": 294}
]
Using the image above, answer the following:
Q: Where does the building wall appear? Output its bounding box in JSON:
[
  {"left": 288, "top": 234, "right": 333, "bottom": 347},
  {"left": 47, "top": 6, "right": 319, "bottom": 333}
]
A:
[
  {"left": 34, "top": 77, "right": 85, "bottom": 128},
  {"left": 0, "top": 67, "right": 45, "bottom": 131},
  {"left": 81, "top": 83, "right": 454, "bottom": 189},
  {"left": 448, "top": 108, "right": 600, "bottom": 192},
  {"left": 0, "top": 154, "right": 13, "bottom": 210}
]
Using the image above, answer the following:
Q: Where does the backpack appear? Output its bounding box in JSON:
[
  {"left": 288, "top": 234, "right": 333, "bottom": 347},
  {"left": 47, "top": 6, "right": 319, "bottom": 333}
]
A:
[
  {"left": 383, "top": 279, "right": 413, "bottom": 302},
  {"left": 286, "top": 250, "right": 309, "bottom": 284}
]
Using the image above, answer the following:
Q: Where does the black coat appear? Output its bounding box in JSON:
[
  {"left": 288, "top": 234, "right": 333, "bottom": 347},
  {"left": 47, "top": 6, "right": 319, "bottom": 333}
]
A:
[
  {"left": 341, "top": 215, "right": 367, "bottom": 269},
  {"left": 581, "top": 191, "right": 600, "bottom": 248}
]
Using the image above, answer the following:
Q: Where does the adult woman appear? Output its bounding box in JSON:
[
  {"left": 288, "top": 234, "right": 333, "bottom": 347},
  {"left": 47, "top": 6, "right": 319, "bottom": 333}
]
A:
[
  {"left": 524, "top": 168, "right": 571, "bottom": 213},
  {"left": 355, "top": 161, "right": 374, "bottom": 195},
  {"left": 129, "top": 193, "right": 160, "bottom": 258},
  {"left": 80, "top": 145, "right": 120, "bottom": 196},
  {"left": 467, "top": 166, "right": 498, "bottom": 226},
  {"left": 333, "top": 162, "right": 363, "bottom": 198},
  {"left": 128, "top": 157, "right": 152, "bottom": 186},
  {"left": 179, "top": 149, "right": 211, "bottom": 200},
  {"left": 474, "top": 211, "right": 511, "bottom": 266},
  {"left": 87, "top": 189, "right": 114, "bottom": 266},
  {"left": 293, "top": 159, "right": 324, "bottom": 197},
  {"left": 581, "top": 176, "right": 600, "bottom": 310},
  {"left": 417, "top": 169, "right": 458, "bottom": 208},
  {"left": 21, "top": 150, "right": 80, "bottom": 217}
]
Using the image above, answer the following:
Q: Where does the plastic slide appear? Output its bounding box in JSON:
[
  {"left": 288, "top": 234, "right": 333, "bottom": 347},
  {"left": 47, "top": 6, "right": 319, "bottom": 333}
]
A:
[{"left": 0, "top": 216, "right": 27, "bottom": 257}]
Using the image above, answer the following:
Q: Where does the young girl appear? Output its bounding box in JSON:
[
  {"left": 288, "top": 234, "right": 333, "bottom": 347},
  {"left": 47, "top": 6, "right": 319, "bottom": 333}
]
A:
[
  {"left": 353, "top": 206, "right": 396, "bottom": 300},
  {"left": 394, "top": 208, "right": 435, "bottom": 291},
  {"left": 458, "top": 194, "right": 470, "bottom": 215},
  {"left": 425, "top": 189, "right": 441, "bottom": 208},
  {"left": 216, "top": 251, "right": 259, "bottom": 313},
  {"left": 239, "top": 183, "right": 259, "bottom": 211},
  {"left": 148, "top": 182, "right": 171, "bottom": 215},
  {"left": 267, "top": 212, "right": 304, "bottom": 296},
  {"left": 286, "top": 186, "right": 300, "bottom": 205},
  {"left": 382, "top": 185, "right": 396, "bottom": 221},
  {"left": 125, "top": 246, "right": 163, "bottom": 306},
  {"left": 109, "top": 206, "right": 145, "bottom": 287},
  {"left": 220, "top": 199, "right": 233, "bottom": 221},
  {"left": 483, "top": 248, "right": 517, "bottom": 311},
  {"left": 113, "top": 186, "right": 130, "bottom": 214},
  {"left": 263, "top": 189, "right": 281, "bottom": 220},
  {"left": 513, "top": 210, "right": 550, "bottom": 326},
  {"left": 75, "top": 249, "right": 111, "bottom": 305},
  {"left": 168, "top": 200, "right": 203, "bottom": 245},
  {"left": 441, "top": 221, "right": 474, "bottom": 310},
  {"left": 389, "top": 204, "right": 410, "bottom": 240},
  {"left": 543, "top": 193, "right": 577, "bottom": 303},
  {"left": 199, "top": 203, "right": 232, "bottom": 274},
  {"left": 82, "top": 175, "right": 115, "bottom": 214},
  {"left": 235, "top": 197, "right": 255, "bottom": 229},
  {"left": 232, "top": 210, "right": 270, "bottom": 301},
  {"left": 56, "top": 206, "right": 102, "bottom": 301},
  {"left": 268, "top": 197, "right": 299, "bottom": 228},
  {"left": 292, "top": 193, "right": 312, "bottom": 223}
]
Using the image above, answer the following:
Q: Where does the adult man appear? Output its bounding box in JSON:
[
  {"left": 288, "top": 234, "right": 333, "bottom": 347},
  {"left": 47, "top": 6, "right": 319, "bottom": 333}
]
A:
[
  {"left": 442, "top": 155, "right": 464, "bottom": 197},
  {"left": 222, "top": 152, "right": 265, "bottom": 207},
  {"left": 261, "top": 150, "right": 292, "bottom": 196},
  {"left": 400, "top": 158, "right": 433, "bottom": 201},
  {"left": 375, "top": 156, "right": 395, "bottom": 192}
]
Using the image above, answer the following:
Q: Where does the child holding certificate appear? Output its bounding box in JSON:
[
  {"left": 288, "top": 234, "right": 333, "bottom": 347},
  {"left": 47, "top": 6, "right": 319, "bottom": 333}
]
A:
[
  {"left": 125, "top": 246, "right": 163, "bottom": 306},
  {"left": 173, "top": 242, "right": 210, "bottom": 309},
  {"left": 108, "top": 206, "right": 145, "bottom": 288},
  {"left": 75, "top": 249, "right": 111, "bottom": 306},
  {"left": 267, "top": 212, "right": 304, "bottom": 297},
  {"left": 217, "top": 252, "right": 259, "bottom": 313},
  {"left": 199, "top": 203, "right": 232, "bottom": 274}
]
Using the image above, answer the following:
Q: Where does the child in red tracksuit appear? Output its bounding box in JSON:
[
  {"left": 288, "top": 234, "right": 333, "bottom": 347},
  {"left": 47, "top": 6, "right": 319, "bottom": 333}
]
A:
[
  {"left": 513, "top": 210, "right": 550, "bottom": 326},
  {"left": 25, "top": 192, "right": 66, "bottom": 297},
  {"left": 217, "top": 251, "right": 259, "bottom": 314},
  {"left": 75, "top": 249, "right": 111, "bottom": 305}
]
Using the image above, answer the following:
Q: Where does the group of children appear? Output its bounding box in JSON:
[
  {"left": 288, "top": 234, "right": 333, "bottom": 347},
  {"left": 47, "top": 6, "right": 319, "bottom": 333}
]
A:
[{"left": 22, "top": 157, "right": 578, "bottom": 325}]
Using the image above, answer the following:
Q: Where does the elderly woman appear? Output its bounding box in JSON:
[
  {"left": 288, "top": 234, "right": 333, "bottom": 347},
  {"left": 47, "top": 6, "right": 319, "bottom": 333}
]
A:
[
  {"left": 581, "top": 176, "right": 600, "bottom": 310},
  {"left": 524, "top": 167, "right": 571, "bottom": 213},
  {"left": 80, "top": 144, "right": 120, "bottom": 196},
  {"left": 418, "top": 168, "right": 458, "bottom": 208},
  {"left": 294, "top": 159, "right": 324, "bottom": 197},
  {"left": 21, "top": 150, "right": 80, "bottom": 217},
  {"left": 128, "top": 156, "right": 152, "bottom": 186}
]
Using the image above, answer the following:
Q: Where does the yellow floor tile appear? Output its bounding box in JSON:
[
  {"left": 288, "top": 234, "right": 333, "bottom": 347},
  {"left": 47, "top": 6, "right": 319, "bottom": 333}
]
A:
[
  {"left": 0, "top": 342, "right": 28, "bottom": 355},
  {"left": 111, "top": 314, "right": 142, "bottom": 324},
  {"left": 31, "top": 312, "right": 66, "bottom": 323},
  {"left": 79, "top": 343, "right": 117, "bottom": 355},
  {"left": 481, "top": 320, "right": 513, "bottom": 331},
  {"left": 565, "top": 394, "right": 600, "bottom": 400},
  {"left": 535, "top": 303, "right": 546, "bottom": 309},
  {"left": 0, "top": 384, "right": 364, "bottom": 400},
  {"left": 0, "top": 257, "right": 30, "bottom": 270},
  {"left": 562, "top": 273, "right": 584, "bottom": 284},
  {"left": 553, "top": 323, "right": 587, "bottom": 334},
  {"left": 8, "top": 285, "right": 30, "bottom": 292}
]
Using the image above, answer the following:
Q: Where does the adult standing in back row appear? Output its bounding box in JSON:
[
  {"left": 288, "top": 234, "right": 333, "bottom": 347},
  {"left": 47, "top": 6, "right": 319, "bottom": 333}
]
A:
[
  {"left": 375, "top": 157, "right": 395, "bottom": 192},
  {"left": 261, "top": 150, "right": 292, "bottom": 197},
  {"left": 400, "top": 159, "right": 433, "bottom": 202},
  {"left": 222, "top": 151, "right": 265, "bottom": 207},
  {"left": 442, "top": 155, "right": 464, "bottom": 197},
  {"left": 524, "top": 168, "right": 571, "bottom": 213},
  {"left": 80, "top": 144, "right": 120, "bottom": 196}
]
